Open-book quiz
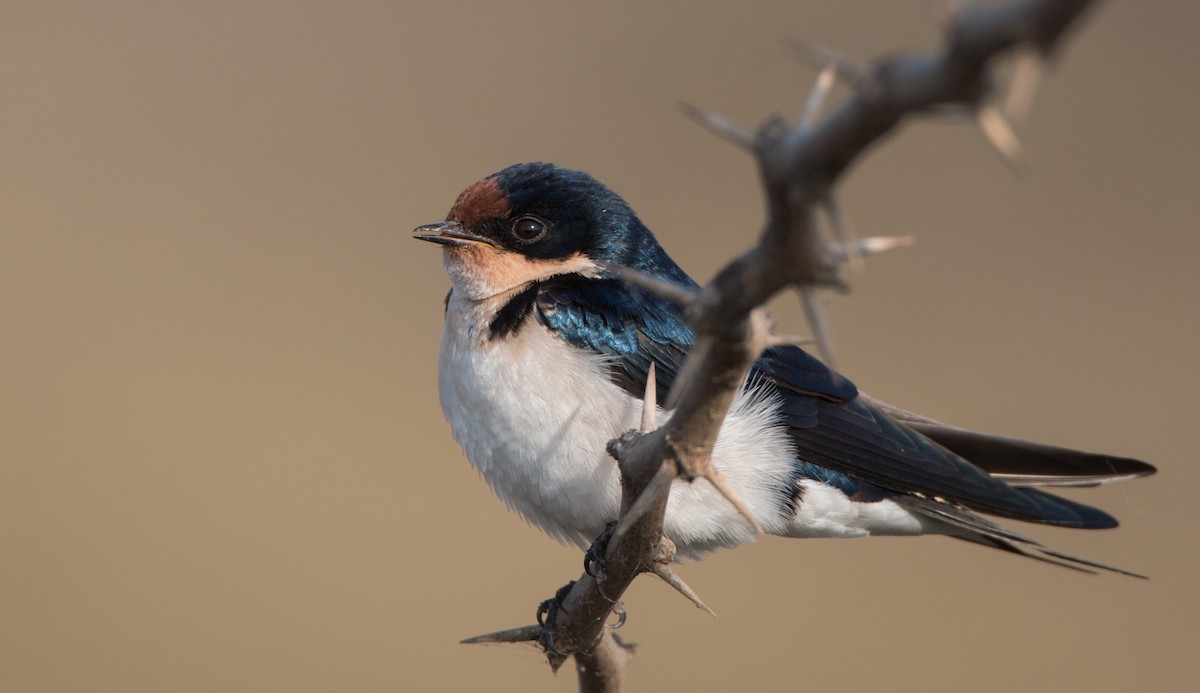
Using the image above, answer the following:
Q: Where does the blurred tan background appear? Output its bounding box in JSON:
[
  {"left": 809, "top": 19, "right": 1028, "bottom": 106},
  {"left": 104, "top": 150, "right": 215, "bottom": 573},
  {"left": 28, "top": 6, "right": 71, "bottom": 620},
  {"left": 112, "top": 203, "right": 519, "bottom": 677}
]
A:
[{"left": 2, "top": 1, "right": 1197, "bottom": 691}]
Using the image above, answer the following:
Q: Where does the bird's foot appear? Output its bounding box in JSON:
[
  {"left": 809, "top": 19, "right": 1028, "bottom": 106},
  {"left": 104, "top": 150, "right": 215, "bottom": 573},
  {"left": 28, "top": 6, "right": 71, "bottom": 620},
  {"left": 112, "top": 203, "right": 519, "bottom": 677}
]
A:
[
  {"left": 584, "top": 521, "right": 619, "bottom": 602},
  {"left": 583, "top": 521, "right": 617, "bottom": 578},
  {"left": 535, "top": 580, "right": 577, "bottom": 656}
]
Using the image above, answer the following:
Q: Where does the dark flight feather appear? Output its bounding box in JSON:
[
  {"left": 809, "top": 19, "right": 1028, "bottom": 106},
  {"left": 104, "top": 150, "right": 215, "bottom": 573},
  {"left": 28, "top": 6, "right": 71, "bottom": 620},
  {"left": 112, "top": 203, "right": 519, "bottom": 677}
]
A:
[
  {"left": 525, "top": 271, "right": 1153, "bottom": 532},
  {"left": 861, "top": 394, "right": 1157, "bottom": 487}
]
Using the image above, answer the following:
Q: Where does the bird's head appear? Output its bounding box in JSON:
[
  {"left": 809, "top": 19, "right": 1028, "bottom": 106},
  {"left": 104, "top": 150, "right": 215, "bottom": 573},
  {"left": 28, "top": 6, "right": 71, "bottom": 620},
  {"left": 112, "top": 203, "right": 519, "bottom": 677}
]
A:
[{"left": 414, "top": 163, "right": 685, "bottom": 300}]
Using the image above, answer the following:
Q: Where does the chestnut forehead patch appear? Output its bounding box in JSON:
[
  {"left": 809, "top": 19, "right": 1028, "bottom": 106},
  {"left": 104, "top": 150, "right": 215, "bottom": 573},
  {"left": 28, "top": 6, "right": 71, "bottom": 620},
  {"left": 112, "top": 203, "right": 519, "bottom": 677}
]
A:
[{"left": 447, "top": 177, "right": 509, "bottom": 228}]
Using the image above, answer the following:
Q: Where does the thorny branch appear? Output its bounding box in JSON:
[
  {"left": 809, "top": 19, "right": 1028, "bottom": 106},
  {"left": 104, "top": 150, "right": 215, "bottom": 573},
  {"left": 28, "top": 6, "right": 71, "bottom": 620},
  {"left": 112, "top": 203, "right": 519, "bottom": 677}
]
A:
[{"left": 462, "top": 1, "right": 1100, "bottom": 690}]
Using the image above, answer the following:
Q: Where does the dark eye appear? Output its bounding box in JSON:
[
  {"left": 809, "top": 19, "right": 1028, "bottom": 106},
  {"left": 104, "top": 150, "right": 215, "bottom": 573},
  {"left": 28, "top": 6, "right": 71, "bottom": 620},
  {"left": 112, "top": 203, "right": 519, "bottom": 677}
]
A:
[{"left": 511, "top": 216, "right": 548, "bottom": 243}]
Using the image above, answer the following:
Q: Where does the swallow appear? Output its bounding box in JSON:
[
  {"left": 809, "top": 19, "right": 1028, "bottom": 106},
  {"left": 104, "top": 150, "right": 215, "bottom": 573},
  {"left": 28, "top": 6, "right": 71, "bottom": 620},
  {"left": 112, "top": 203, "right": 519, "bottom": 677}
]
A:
[{"left": 414, "top": 162, "right": 1155, "bottom": 574}]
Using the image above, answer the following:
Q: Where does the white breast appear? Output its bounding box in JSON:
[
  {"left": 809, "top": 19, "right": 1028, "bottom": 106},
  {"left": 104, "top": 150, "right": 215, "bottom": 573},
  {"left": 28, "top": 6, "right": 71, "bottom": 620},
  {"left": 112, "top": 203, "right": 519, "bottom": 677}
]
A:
[{"left": 439, "top": 291, "right": 629, "bottom": 547}]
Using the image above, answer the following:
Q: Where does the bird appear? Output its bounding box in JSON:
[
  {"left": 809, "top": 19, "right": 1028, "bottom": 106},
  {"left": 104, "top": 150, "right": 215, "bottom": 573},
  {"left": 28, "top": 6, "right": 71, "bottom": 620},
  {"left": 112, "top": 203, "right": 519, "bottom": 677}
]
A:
[{"left": 414, "top": 162, "right": 1155, "bottom": 574}]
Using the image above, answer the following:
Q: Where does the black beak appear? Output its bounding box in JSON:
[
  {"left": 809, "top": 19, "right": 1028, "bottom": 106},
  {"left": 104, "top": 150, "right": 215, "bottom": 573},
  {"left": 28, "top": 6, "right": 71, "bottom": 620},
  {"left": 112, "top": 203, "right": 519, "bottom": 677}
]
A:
[{"left": 412, "top": 221, "right": 493, "bottom": 247}]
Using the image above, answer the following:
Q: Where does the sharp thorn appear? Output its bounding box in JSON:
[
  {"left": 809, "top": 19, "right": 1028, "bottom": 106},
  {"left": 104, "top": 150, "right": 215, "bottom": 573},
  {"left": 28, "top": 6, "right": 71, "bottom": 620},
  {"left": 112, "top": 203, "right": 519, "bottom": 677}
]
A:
[
  {"left": 766, "top": 333, "right": 815, "bottom": 348},
  {"left": 651, "top": 564, "right": 717, "bottom": 617},
  {"left": 641, "top": 363, "right": 658, "bottom": 432},
  {"left": 799, "top": 63, "right": 836, "bottom": 127},
  {"left": 783, "top": 40, "right": 866, "bottom": 84},
  {"left": 799, "top": 288, "right": 837, "bottom": 370},
  {"left": 829, "top": 235, "right": 915, "bottom": 262},
  {"left": 607, "top": 263, "right": 698, "bottom": 307},
  {"left": 976, "top": 104, "right": 1027, "bottom": 174},
  {"left": 460, "top": 624, "right": 543, "bottom": 645},
  {"left": 676, "top": 101, "right": 755, "bottom": 150},
  {"left": 702, "top": 467, "right": 764, "bottom": 535},
  {"left": 747, "top": 307, "right": 776, "bottom": 355},
  {"left": 1004, "top": 48, "right": 1044, "bottom": 123},
  {"left": 857, "top": 234, "right": 916, "bottom": 256}
]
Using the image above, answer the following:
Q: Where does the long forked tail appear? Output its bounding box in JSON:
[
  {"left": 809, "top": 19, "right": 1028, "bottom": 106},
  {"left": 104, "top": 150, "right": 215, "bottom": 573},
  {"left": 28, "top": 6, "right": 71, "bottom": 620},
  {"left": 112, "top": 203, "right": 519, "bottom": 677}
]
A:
[
  {"left": 896, "top": 494, "right": 1147, "bottom": 579},
  {"left": 861, "top": 394, "right": 1157, "bottom": 490}
]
